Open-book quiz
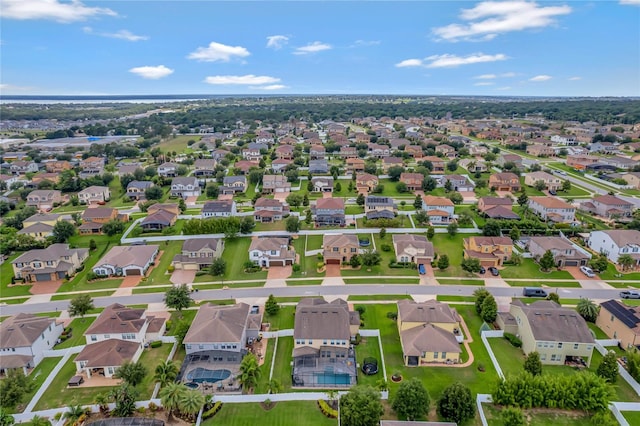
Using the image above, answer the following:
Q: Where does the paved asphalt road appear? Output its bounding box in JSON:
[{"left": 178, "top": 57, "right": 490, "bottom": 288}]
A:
[{"left": 3, "top": 284, "right": 624, "bottom": 315}]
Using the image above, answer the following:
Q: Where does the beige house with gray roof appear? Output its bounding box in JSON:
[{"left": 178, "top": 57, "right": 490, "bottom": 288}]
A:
[
  {"left": 93, "top": 245, "right": 159, "bottom": 277},
  {"left": 172, "top": 238, "right": 224, "bottom": 270},
  {"left": 248, "top": 237, "right": 295, "bottom": 267},
  {"left": 509, "top": 300, "right": 595, "bottom": 366},
  {"left": 392, "top": 234, "right": 434, "bottom": 265},
  {"left": 12, "top": 243, "right": 88, "bottom": 282},
  {"left": 323, "top": 234, "right": 359, "bottom": 265}
]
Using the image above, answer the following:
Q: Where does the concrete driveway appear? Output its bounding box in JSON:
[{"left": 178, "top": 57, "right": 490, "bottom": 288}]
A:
[
  {"left": 565, "top": 266, "right": 599, "bottom": 281},
  {"left": 267, "top": 266, "right": 292, "bottom": 280},
  {"left": 170, "top": 269, "right": 196, "bottom": 285},
  {"left": 324, "top": 264, "right": 342, "bottom": 277},
  {"left": 120, "top": 276, "right": 142, "bottom": 288}
]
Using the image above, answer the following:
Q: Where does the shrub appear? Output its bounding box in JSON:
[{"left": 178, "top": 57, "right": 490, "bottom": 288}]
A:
[
  {"left": 165, "top": 320, "right": 172, "bottom": 331},
  {"left": 148, "top": 401, "right": 158, "bottom": 412},
  {"left": 292, "top": 264, "right": 301, "bottom": 272},
  {"left": 380, "top": 243, "right": 392, "bottom": 252},
  {"left": 167, "top": 265, "right": 175, "bottom": 273},
  {"left": 504, "top": 333, "right": 522, "bottom": 348},
  {"left": 317, "top": 399, "right": 338, "bottom": 418},
  {"left": 150, "top": 341, "right": 162, "bottom": 348},
  {"left": 202, "top": 402, "right": 223, "bottom": 419},
  {"left": 316, "top": 262, "right": 325, "bottom": 269},
  {"left": 386, "top": 311, "right": 398, "bottom": 320}
]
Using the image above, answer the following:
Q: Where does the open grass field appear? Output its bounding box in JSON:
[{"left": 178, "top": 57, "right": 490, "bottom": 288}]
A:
[
  {"left": 499, "top": 258, "right": 574, "bottom": 280},
  {"left": 431, "top": 233, "right": 474, "bottom": 277},
  {"left": 202, "top": 401, "right": 337, "bottom": 426},
  {"left": 481, "top": 404, "right": 594, "bottom": 426},
  {"left": 157, "top": 135, "right": 201, "bottom": 153},
  {"left": 9, "top": 357, "right": 62, "bottom": 414}
]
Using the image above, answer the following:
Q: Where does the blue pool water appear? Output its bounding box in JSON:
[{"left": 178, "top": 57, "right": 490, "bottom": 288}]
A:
[
  {"left": 184, "top": 382, "right": 199, "bottom": 389},
  {"left": 314, "top": 372, "right": 351, "bottom": 385},
  {"left": 186, "top": 368, "right": 231, "bottom": 383}
]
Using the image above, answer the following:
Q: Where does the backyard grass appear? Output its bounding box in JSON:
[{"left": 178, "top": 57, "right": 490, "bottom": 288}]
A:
[
  {"left": 202, "top": 401, "right": 336, "bottom": 426},
  {"left": 255, "top": 337, "right": 276, "bottom": 394},
  {"left": 10, "top": 357, "right": 62, "bottom": 414},
  {"left": 431, "top": 233, "right": 474, "bottom": 277},
  {"left": 499, "top": 258, "right": 574, "bottom": 280},
  {"left": 54, "top": 317, "right": 95, "bottom": 349},
  {"left": 481, "top": 404, "right": 593, "bottom": 426},
  {"left": 56, "top": 237, "right": 121, "bottom": 293},
  {"left": 588, "top": 323, "right": 609, "bottom": 339},
  {"left": 307, "top": 234, "right": 324, "bottom": 251},
  {"left": 265, "top": 306, "right": 296, "bottom": 331},
  {"left": 622, "top": 411, "right": 640, "bottom": 424},
  {"left": 271, "top": 336, "right": 294, "bottom": 390},
  {"left": 253, "top": 221, "right": 287, "bottom": 232},
  {"left": 290, "top": 236, "right": 325, "bottom": 279},
  {"left": 355, "top": 334, "right": 383, "bottom": 388}
]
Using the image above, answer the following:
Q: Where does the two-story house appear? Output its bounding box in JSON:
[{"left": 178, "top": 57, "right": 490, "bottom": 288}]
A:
[
  {"left": 311, "top": 176, "right": 334, "bottom": 193},
  {"left": 346, "top": 158, "right": 365, "bottom": 174},
  {"left": 355, "top": 173, "right": 379, "bottom": 194},
  {"left": 93, "top": 245, "right": 159, "bottom": 277},
  {"left": 397, "top": 300, "right": 462, "bottom": 366},
  {"left": 271, "top": 159, "right": 292, "bottom": 174},
  {"left": 310, "top": 145, "right": 327, "bottom": 159},
  {"left": 587, "top": 230, "right": 640, "bottom": 267},
  {"left": 580, "top": 195, "right": 634, "bottom": 220},
  {"left": 528, "top": 196, "right": 576, "bottom": 223},
  {"left": 524, "top": 171, "right": 562, "bottom": 191},
  {"left": 12, "top": 244, "right": 89, "bottom": 282},
  {"left": 439, "top": 174, "right": 473, "bottom": 192},
  {"left": 292, "top": 298, "right": 359, "bottom": 388},
  {"left": 312, "top": 198, "right": 345, "bottom": 226},
  {"left": 400, "top": 172, "right": 424, "bottom": 192},
  {"left": 596, "top": 300, "right": 640, "bottom": 350},
  {"left": 254, "top": 198, "right": 289, "bottom": 222},
  {"left": 158, "top": 162, "right": 179, "bottom": 177},
  {"left": 526, "top": 144, "right": 555, "bottom": 157},
  {"left": 172, "top": 238, "right": 224, "bottom": 270},
  {"left": 392, "top": 234, "right": 434, "bottom": 265},
  {"left": 202, "top": 200, "right": 236, "bottom": 218},
  {"left": 0, "top": 314, "right": 64, "bottom": 375},
  {"left": 26, "top": 189, "right": 66, "bottom": 211},
  {"left": 421, "top": 195, "right": 455, "bottom": 224},
  {"left": 497, "top": 154, "right": 523, "bottom": 170},
  {"left": 10, "top": 161, "right": 39, "bottom": 175},
  {"left": 18, "top": 212, "right": 66, "bottom": 241},
  {"left": 126, "top": 181, "right": 154, "bottom": 201},
  {"left": 78, "top": 185, "right": 110, "bottom": 204},
  {"left": 193, "top": 159, "right": 217, "bottom": 179},
  {"left": 381, "top": 157, "right": 403, "bottom": 172},
  {"left": 368, "top": 143, "right": 390, "bottom": 159},
  {"left": 528, "top": 236, "right": 591, "bottom": 268},
  {"left": 262, "top": 174, "right": 291, "bottom": 194},
  {"left": 248, "top": 237, "right": 296, "bottom": 267},
  {"left": 489, "top": 172, "right": 521, "bottom": 192},
  {"left": 339, "top": 146, "right": 357, "bottom": 159},
  {"left": 45, "top": 160, "right": 72, "bottom": 173},
  {"left": 463, "top": 236, "right": 514, "bottom": 267},
  {"left": 221, "top": 176, "right": 247, "bottom": 195},
  {"left": 477, "top": 197, "right": 520, "bottom": 220},
  {"left": 323, "top": 234, "right": 359, "bottom": 265},
  {"left": 275, "top": 145, "right": 294, "bottom": 160},
  {"left": 171, "top": 177, "right": 201, "bottom": 199},
  {"left": 365, "top": 196, "right": 397, "bottom": 220},
  {"left": 435, "top": 144, "right": 456, "bottom": 158},
  {"left": 79, "top": 207, "right": 127, "bottom": 235},
  {"left": 422, "top": 156, "right": 445, "bottom": 173}
]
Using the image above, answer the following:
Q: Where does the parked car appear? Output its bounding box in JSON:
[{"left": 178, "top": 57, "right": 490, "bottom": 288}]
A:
[
  {"left": 579, "top": 265, "right": 596, "bottom": 278},
  {"left": 620, "top": 290, "right": 640, "bottom": 299},
  {"left": 488, "top": 267, "right": 499, "bottom": 276},
  {"left": 549, "top": 189, "right": 557, "bottom": 195},
  {"left": 418, "top": 264, "right": 426, "bottom": 275},
  {"left": 523, "top": 287, "right": 548, "bottom": 297},
  {"left": 479, "top": 266, "right": 486, "bottom": 274}
]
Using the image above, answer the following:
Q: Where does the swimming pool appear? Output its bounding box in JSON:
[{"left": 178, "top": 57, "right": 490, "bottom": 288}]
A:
[
  {"left": 313, "top": 372, "right": 351, "bottom": 385},
  {"left": 186, "top": 368, "right": 231, "bottom": 383}
]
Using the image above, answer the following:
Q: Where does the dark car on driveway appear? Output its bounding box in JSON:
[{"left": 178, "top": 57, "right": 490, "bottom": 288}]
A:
[
  {"left": 479, "top": 266, "right": 486, "bottom": 274},
  {"left": 488, "top": 267, "right": 499, "bottom": 276}
]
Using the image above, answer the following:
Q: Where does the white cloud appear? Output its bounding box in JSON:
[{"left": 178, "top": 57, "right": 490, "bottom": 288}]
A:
[
  {"left": 293, "top": 41, "right": 332, "bottom": 55},
  {"left": 568, "top": 76, "right": 582, "bottom": 81},
  {"left": 266, "top": 35, "right": 289, "bottom": 49},
  {"left": 83, "top": 27, "right": 148, "bottom": 42},
  {"left": 620, "top": 0, "right": 640, "bottom": 5},
  {"left": 1, "top": 0, "right": 116, "bottom": 23},
  {"left": 188, "top": 41, "right": 250, "bottom": 62},
  {"left": 474, "top": 74, "right": 497, "bottom": 79},
  {"left": 425, "top": 53, "right": 507, "bottom": 68},
  {"left": 432, "top": 1, "right": 572, "bottom": 41},
  {"left": 500, "top": 72, "right": 517, "bottom": 77},
  {"left": 251, "top": 84, "right": 288, "bottom": 90},
  {"left": 350, "top": 40, "right": 381, "bottom": 47},
  {"left": 203, "top": 75, "right": 281, "bottom": 85},
  {"left": 129, "top": 65, "right": 174, "bottom": 80},
  {"left": 530, "top": 74, "right": 552, "bottom": 81},
  {"left": 395, "top": 59, "right": 424, "bottom": 68},
  {"left": 474, "top": 82, "right": 495, "bottom": 86},
  {"left": 497, "top": 86, "right": 512, "bottom": 90}
]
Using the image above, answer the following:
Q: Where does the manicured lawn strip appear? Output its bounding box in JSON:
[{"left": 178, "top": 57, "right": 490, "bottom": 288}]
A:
[
  {"left": 290, "top": 237, "right": 324, "bottom": 279},
  {"left": 0, "top": 297, "right": 30, "bottom": 304},
  {"left": 287, "top": 279, "right": 324, "bottom": 286},
  {"left": 432, "top": 233, "right": 472, "bottom": 277},
  {"left": 343, "top": 278, "right": 420, "bottom": 284},
  {"left": 482, "top": 404, "right": 592, "bottom": 426},
  {"left": 437, "top": 278, "right": 485, "bottom": 286},
  {"left": 265, "top": 306, "right": 296, "bottom": 331},
  {"left": 202, "top": 401, "right": 337, "bottom": 426},
  {"left": 222, "top": 238, "right": 268, "bottom": 281},
  {"left": 274, "top": 297, "right": 302, "bottom": 303},
  {"left": 10, "top": 357, "right": 62, "bottom": 414},
  {"left": 436, "top": 295, "right": 475, "bottom": 302},
  {"left": 622, "top": 299, "right": 640, "bottom": 306},
  {"left": 454, "top": 205, "right": 486, "bottom": 227},
  {"left": 598, "top": 263, "right": 640, "bottom": 282},
  {"left": 340, "top": 233, "right": 418, "bottom": 278},
  {"left": 355, "top": 334, "right": 382, "bottom": 388},
  {"left": 54, "top": 317, "right": 95, "bottom": 349},
  {"left": 271, "top": 336, "right": 294, "bottom": 391},
  {"left": 307, "top": 234, "right": 324, "bottom": 251},
  {"left": 348, "top": 295, "right": 412, "bottom": 301},
  {"left": 1, "top": 252, "right": 32, "bottom": 297},
  {"left": 622, "top": 411, "right": 640, "bottom": 424},
  {"left": 132, "top": 286, "right": 169, "bottom": 294},
  {"left": 255, "top": 337, "right": 275, "bottom": 394},
  {"left": 144, "top": 241, "right": 183, "bottom": 285},
  {"left": 500, "top": 258, "right": 574, "bottom": 280},
  {"left": 505, "top": 280, "right": 581, "bottom": 288},
  {"left": 254, "top": 221, "right": 287, "bottom": 232},
  {"left": 588, "top": 323, "right": 609, "bottom": 339},
  {"left": 50, "top": 290, "right": 114, "bottom": 300}
]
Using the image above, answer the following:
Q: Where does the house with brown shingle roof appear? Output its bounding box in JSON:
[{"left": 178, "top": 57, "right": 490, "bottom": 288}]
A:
[
  {"left": 392, "top": 234, "right": 434, "bottom": 265},
  {"left": 489, "top": 172, "right": 521, "bottom": 192},
  {"left": 254, "top": 198, "right": 289, "bottom": 222},
  {"left": 346, "top": 158, "right": 365, "bottom": 173},
  {"left": 579, "top": 195, "right": 634, "bottom": 219},
  {"left": 421, "top": 195, "right": 455, "bottom": 224},
  {"left": 74, "top": 339, "right": 143, "bottom": 379},
  {"left": 172, "top": 238, "right": 224, "bottom": 270},
  {"left": 355, "top": 173, "right": 379, "bottom": 193},
  {"left": 527, "top": 236, "right": 590, "bottom": 267},
  {"left": 397, "top": 300, "right": 462, "bottom": 366},
  {"left": 463, "top": 236, "right": 514, "bottom": 267},
  {"left": 12, "top": 244, "right": 89, "bottom": 283},
  {"left": 400, "top": 172, "right": 424, "bottom": 191},
  {"left": 422, "top": 156, "right": 445, "bottom": 172},
  {"left": 323, "top": 234, "right": 359, "bottom": 264},
  {"left": 528, "top": 196, "right": 576, "bottom": 223},
  {"left": 93, "top": 245, "right": 159, "bottom": 277}
]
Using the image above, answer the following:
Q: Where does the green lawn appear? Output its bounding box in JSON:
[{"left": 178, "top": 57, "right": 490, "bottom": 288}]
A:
[
  {"left": 142, "top": 240, "right": 183, "bottom": 285},
  {"left": 482, "top": 404, "right": 593, "bottom": 426},
  {"left": 505, "top": 280, "right": 581, "bottom": 288},
  {"left": 56, "top": 236, "right": 121, "bottom": 293},
  {"left": 54, "top": 317, "right": 95, "bottom": 349},
  {"left": 287, "top": 279, "right": 324, "bottom": 286},
  {"left": 307, "top": 234, "right": 324, "bottom": 251},
  {"left": 50, "top": 290, "right": 114, "bottom": 300},
  {"left": 9, "top": 357, "right": 62, "bottom": 414},
  {"left": 136, "top": 343, "right": 174, "bottom": 398},
  {"left": 271, "top": 336, "right": 293, "bottom": 390},
  {"left": 341, "top": 233, "right": 418, "bottom": 278},
  {"left": 255, "top": 337, "right": 276, "bottom": 394},
  {"left": 254, "top": 221, "right": 287, "bottom": 232},
  {"left": 454, "top": 205, "right": 486, "bottom": 227},
  {"left": 343, "top": 278, "right": 419, "bottom": 284},
  {"left": 598, "top": 262, "right": 640, "bottom": 283},
  {"left": 265, "top": 306, "right": 296, "bottom": 331},
  {"left": 623, "top": 411, "right": 640, "bottom": 424},
  {"left": 202, "top": 401, "right": 336, "bottom": 426},
  {"left": 436, "top": 295, "right": 476, "bottom": 303},
  {"left": 500, "top": 258, "right": 574, "bottom": 280},
  {"left": 1, "top": 252, "right": 33, "bottom": 297},
  {"left": 158, "top": 134, "right": 201, "bottom": 153},
  {"left": 222, "top": 238, "right": 268, "bottom": 281},
  {"left": 437, "top": 278, "right": 485, "bottom": 286},
  {"left": 348, "top": 294, "right": 412, "bottom": 301},
  {"left": 355, "top": 334, "right": 383, "bottom": 388},
  {"left": 432, "top": 233, "right": 474, "bottom": 277},
  {"left": 290, "top": 236, "right": 325, "bottom": 279}
]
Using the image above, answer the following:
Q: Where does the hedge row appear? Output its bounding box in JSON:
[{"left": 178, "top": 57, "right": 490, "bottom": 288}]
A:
[
  {"left": 202, "top": 401, "right": 223, "bottom": 419},
  {"left": 504, "top": 333, "right": 522, "bottom": 348},
  {"left": 317, "top": 399, "right": 338, "bottom": 418}
]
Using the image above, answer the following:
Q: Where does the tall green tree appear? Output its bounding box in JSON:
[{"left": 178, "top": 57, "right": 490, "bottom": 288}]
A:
[
  {"left": 52, "top": 220, "right": 76, "bottom": 243},
  {"left": 0, "top": 409, "right": 14, "bottom": 426},
  {"left": 114, "top": 361, "right": 147, "bottom": 387},
  {"left": 474, "top": 288, "right": 491, "bottom": 315},
  {"left": 178, "top": 389, "right": 205, "bottom": 421},
  {"left": 68, "top": 294, "right": 94, "bottom": 319},
  {"left": 239, "top": 354, "right": 262, "bottom": 392},
  {"left": 482, "top": 220, "right": 501, "bottom": 236},
  {"left": 154, "top": 360, "right": 179, "bottom": 388},
  {"left": 437, "top": 382, "right": 475, "bottom": 425},
  {"left": 538, "top": 250, "right": 555, "bottom": 271},
  {"left": 447, "top": 222, "right": 458, "bottom": 236},
  {"left": 159, "top": 382, "right": 188, "bottom": 420},
  {"left": 597, "top": 351, "right": 619, "bottom": 384},
  {"left": 413, "top": 195, "right": 423, "bottom": 209},
  {"left": 0, "top": 370, "right": 33, "bottom": 408},
  {"left": 619, "top": 254, "right": 635, "bottom": 271},
  {"left": 285, "top": 216, "right": 300, "bottom": 232},
  {"left": 426, "top": 226, "right": 435, "bottom": 240},
  {"left": 524, "top": 351, "right": 542, "bottom": 376},
  {"left": 577, "top": 298, "right": 599, "bottom": 323},
  {"left": 391, "top": 378, "right": 430, "bottom": 421},
  {"left": 361, "top": 249, "right": 382, "bottom": 266},
  {"left": 265, "top": 294, "right": 280, "bottom": 316},
  {"left": 480, "top": 294, "right": 498, "bottom": 323},
  {"left": 164, "top": 284, "right": 192, "bottom": 315},
  {"left": 209, "top": 257, "right": 226, "bottom": 276},
  {"left": 462, "top": 257, "right": 482, "bottom": 274},
  {"left": 110, "top": 383, "right": 138, "bottom": 417},
  {"left": 340, "top": 386, "right": 384, "bottom": 426},
  {"left": 437, "top": 254, "right": 449, "bottom": 270},
  {"left": 509, "top": 226, "right": 521, "bottom": 242}
]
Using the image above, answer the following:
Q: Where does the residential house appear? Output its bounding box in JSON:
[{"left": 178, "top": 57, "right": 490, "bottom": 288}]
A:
[
  {"left": 193, "top": 159, "right": 217, "bottom": 178},
  {"left": 271, "top": 159, "right": 292, "bottom": 173},
  {"left": 528, "top": 236, "right": 590, "bottom": 267},
  {"left": 45, "top": 160, "right": 72, "bottom": 173},
  {"left": 508, "top": 300, "right": 594, "bottom": 366},
  {"left": 323, "top": 234, "right": 359, "bottom": 264},
  {"left": 497, "top": 154, "right": 523, "bottom": 169},
  {"left": 140, "top": 208, "right": 177, "bottom": 231},
  {"left": 18, "top": 212, "right": 66, "bottom": 241},
  {"left": 590, "top": 142, "right": 619, "bottom": 153},
  {"left": 77, "top": 185, "right": 110, "bottom": 204},
  {"left": 368, "top": 143, "right": 390, "bottom": 159},
  {"left": 254, "top": 198, "right": 289, "bottom": 222},
  {"left": 172, "top": 238, "right": 224, "bottom": 270},
  {"left": 435, "top": 144, "right": 456, "bottom": 158},
  {"left": 202, "top": 200, "right": 236, "bottom": 218},
  {"left": 489, "top": 172, "right": 521, "bottom": 192},
  {"left": 292, "top": 298, "right": 359, "bottom": 387},
  {"left": 463, "top": 236, "right": 513, "bottom": 267},
  {"left": 126, "top": 181, "right": 153, "bottom": 201},
  {"left": 621, "top": 172, "right": 640, "bottom": 189},
  {"left": 233, "top": 160, "right": 258, "bottom": 174},
  {"left": 10, "top": 161, "right": 39, "bottom": 175},
  {"left": 528, "top": 196, "right": 576, "bottom": 223},
  {"left": 468, "top": 145, "right": 489, "bottom": 157},
  {"left": 275, "top": 145, "right": 294, "bottom": 160},
  {"left": 365, "top": 196, "right": 397, "bottom": 220},
  {"left": 587, "top": 230, "right": 640, "bottom": 267},
  {"left": 310, "top": 145, "right": 327, "bottom": 160},
  {"left": 524, "top": 171, "right": 562, "bottom": 191},
  {"left": 311, "top": 176, "right": 334, "bottom": 193},
  {"left": 422, "top": 156, "right": 445, "bottom": 172},
  {"left": 392, "top": 234, "right": 434, "bottom": 265},
  {"left": 221, "top": 176, "right": 247, "bottom": 195},
  {"left": 551, "top": 135, "right": 578, "bottom": 145},
  {"left": 262, "top": 174, "right": 291, "bottom": 194},
  {"left": 12, "top": 244, "right": 89, "bottom": 282},
  {"left": 31, "top": 172, "right": 60, "bottom": 186},
  {"left": 79, "top": 207, "right": 127, "bottom": 235},
  {"left": 400, "top": 172, "right": 424, "bottom": 192},
  {"left": 346, "top": 158, "right": 365, "bottom": 173},
  {"left": 170, "top": 176, "right": 201, "bottom": 199},
  {"left": 93, "top": 245, "right": 159, "bottom": 276},
  {"left": 459, "top": 158, "right": 488, "bottom": 173},
  {"left": 339, "top": 146, "right": 357, "bottom": 159},
  {"left": 80, "top": 156, "right": 105, "bottom": 170},
  {"left": 439, "top": 175, "right": 473, "bottom": 192},
  {"left": 249, "top": 237, "right": 296, "bottom": 267},
  {"left": 312, "top": 198, "right": 346, "bottom": 226},
  {"left": 596, "top": 300, "right": 640, "bottom": 350},
  {"left": 421, "top": 195, "right": 455, "bottom": 225},
  {"left": 526, "top": 144, "right": 555, "bottom": 157},
  {"left": 405, "top": 145, "right": 424, "bottom": 159},
  {"left": 279, "top": 136, "right": 299, "bottom": 146},
  {"left": 477, "top": 197, "right": 520, "bottom": 220},
  {"left": 579, "top": 195, "right": 634, "bottom": 219},
  {"left": 397, "top": 300, "right": 462, "bottom": 366},
  {"left": 355, "top": 173, "right": 379, "bottom": 193},
  {"left": 147, "top": 203, "right": 180, "bottom": 216},
  {"left": 26, "top": 189, "right": 66, "bottom": 210},
  {"left": 309, "top": 159, "right": 329, "bottom": 174},
  {"left": 242, "top": 146, "right": 262, "bottom": 162},
  {"left": 0, "top": 314, "right": 64, "bottom": 375},
  {"left": 382, "top": 157, "right": 404, "bottom": 172},
  {"left": 567, "top": 155, "right": 600, "bottom": 170},
  {"left": 158, "top": 162, "right": 179, "bottom": 177},
  {"left": 0, "top": 174, "right": 19, "bottom": 189}
]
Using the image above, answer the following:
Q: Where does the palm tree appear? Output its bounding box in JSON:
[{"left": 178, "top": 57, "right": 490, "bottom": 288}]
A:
[
  {"left": 94, "top": 393, "right": 110, "bottom": 415},
  {"left": 577, "top": 298, "right": 599, "bottom": 323},
  {"left": 154, "top": 360, "right": 179, "bottom": 388},
  {"left": 0, "top": 408, "right": 15, "bottom": 426},
  {"left": 159, "top": 382, "right": 187, "bottom": 420},
  {"left": 27, "top": 415, "right": 51, "bottom": 426},
  {"left": 267, "top": 379, "right": 282, "bottom": 394},
  {"left": 238, "top": 354, "right": 262, "bottom": 393},
  {"left": 62, "top": 405, "right": 85, "bottom": 424},
  {"left": 178, "top": 389, "right": 205, "bottom": 421},
  {"left": 619, "top": 254, "right": 635, "bottom": 272}
]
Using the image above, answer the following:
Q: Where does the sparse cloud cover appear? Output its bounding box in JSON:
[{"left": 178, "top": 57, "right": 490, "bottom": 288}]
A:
[
  {"left": 397, "top": 53, "right": 507, "bottom": 68},
  {"left": 474, "top": 82, "right": 495, "bottom": 86},
  {"left": 569, "top": 76, "right": 582, "bottom": 81},
  {"left": 1, "top": 0, "right": 117, "bottom": 23},
  {"left": 252, "top": 84, "right": 288, "bottom": 90},
  {"left": 620, "top": 0, "right": 640, "bottom": 5},
  {"left": 293, "top": 41, "right": 332, "bottom": 55},
  {"left": 188, "top": 41, "right": 250, "bottom": 62},
  {"left": 432, "top": 1, "right": 572, "bottom": 42},
  {"left": 475, "top": 74, "right": 497, "bottom": 79},
  {"left": 129, "top": 65, "right": 174, "bottom": 80},
  {"left": 83, "top": 27, "right": 148, "bottom": 42},
  {"left": 350, "top": 40, "right": 381, "bottom": 47},
  {"left": 203, "top": 75, "right": 281, "bottom": 85},
  {"left": 266, "top": 35, "right": 289, "bottom": 49},
  {"left": 530, "top": 75, "right": 552, "bottom": 82}
]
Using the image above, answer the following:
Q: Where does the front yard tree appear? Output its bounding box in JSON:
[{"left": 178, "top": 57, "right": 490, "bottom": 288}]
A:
[
  {"left": 480, "top": 294, "right": 498, "bottom": 323},
  {"left": 447, "top": 222, "right": 458, "bottom": 236},
  {"left": 462, "top": 257, "right": 482, "bottom": 274},
  {"left": 437, "top": 382, "right": 475, "bottom": 425},
  {"left": 482, "top": 220, "right": 501, "bottom": 236},
  {"left": 206, "top": 183, "right": 219, "bottom": 198},
  {"left": 523, "top": 352, "right": 542, "bottom": 376},
  {"left": 437, "top": 254, "right": 449, "bottom": 270},
  {"left": 473, "top": 288, "right": 491, "bottom": 315},
  {"left": 103, "top": 219, "right": 126, "bottom": 236},
  {"left": 501, "top": 406, "right": 526, "bottom": 426},
  {"left": 239, "top": 353, "right": 262, "bottom": 392},
  {"left": 144, "top": 186, "right": 163, "bottom": 200},
  {"left": 426, "top": 225, "right": 435, "bottom": 240},
  {"left": 534, "top": 180, "right": 547, "bottom": 191},
  {"left": 361, "top": 249, "right": 382, "bottom": 267},
  {"left": 562, "top": 179, "right": 572, "bottom": 192},
  {"left": 589, "top": 253, "right": 609, "bottom": 273},
  {"left": 164, "top": 284, "right": 192, "bottom": 315},
  {"left": 209, "top": 257, "right": 226, "bottom": 277},
  {"left": 52, "top": 220, "right": 76, "bottom": 243},
  {"left": 265, "top": 294, "right": 280, "bottom": 316},
  {"left": 285, "top": 216, "right": 300, "bottom": 233},
  {"left": 597, "top": 351, "right": 619, "bottom": 384},
  {"left": 509, "top": 226, "right": 521, "bottom": 242},
  {"left": 539, "top": 250, "right": 555, "bottom": 272},
  {"left": 340, "top": 385, "right": 384, "bottom": 426},
  {"left": 350, "top": 254, "right": 361, "bottom": 268},
  {"left": 388, "top": 166, "right": 404, "bottom": 181},
  {"left": 577, "top": 298, "right": 599, "bottom": 323},
  {"left": 517, "top": 193, "right": 528, "bottom": 208},
  {"left": 335, "top": 182, "right": 342, "bottom": 192},
  {"left": 356, "top": 193, "right": 365, "bottom": 206},
  {"left": 69, "top": 294, "right": 94, "bottom": 319},
  {"left": 619, "top": 254, "right": 635, "bottom": 271},
  {"left": 392, "top": 378, "right": 430, "bottom": 421},
  {"left": 114, "top": 361, "right": 147, "bottom": 387},
  {"left": 413, "top": 195, "right": 423, "bottom": 209}
]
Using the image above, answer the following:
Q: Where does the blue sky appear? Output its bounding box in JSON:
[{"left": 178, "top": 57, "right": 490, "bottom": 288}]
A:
[{"left": 1, "top": 0, "right": 639, "bottom": 96}]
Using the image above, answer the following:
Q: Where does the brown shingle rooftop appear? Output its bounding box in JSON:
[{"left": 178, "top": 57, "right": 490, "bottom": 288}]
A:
[
  {"left": 74, "top": 339, "right": 140, "bottom": 368},
  {"left": 0, "top": 314, "right": 58, "bottom": 349},
  {"left": 183, "top": 303, "right": 250, "bottom": 344},
  {"left": 511, "top": 300, "right": 594, "bottom": 343},
  {"left": 294, "top": 298, "right": 351, "bottom": 341}
]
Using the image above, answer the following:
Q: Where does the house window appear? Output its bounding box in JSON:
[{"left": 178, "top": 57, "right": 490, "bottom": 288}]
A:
[
  {"left": 199, "top": 345, "right": 204, "bottom": 350},
  {"left": 433, "top": 352, "right": 438, "bottom": 359},
  {"left": 330, "top": 340, "right": 335, "bottom": 345},
  {"left": 33, "top": 262, "right": 41, "bottom": 268},
  {"left": 611, "top": 314, "right": 615, "bottom": 322},
  {"left": 308, "top": 340, "right": 313, "bottom": 344},
  {"left": 574, "top": 344, "right": 579, "bottom": 350},
  {"left": 441, "top": 352, "right": 446, "bottom": 358},
  {"left": 122, "top": 333, "right": 136, "bottom": 340},
  {"left": 551, "top": 354, "right": 558, "bottom": 361},
  {"left": 91, "top": 335, "right": 97, "bottom": 342},
  {"left": 104, "top": 335, "right": 110, "bottom": 339},
  {"left": 333, "top": 247, "right": 339, "bottom": 252},
  {"left": 323, "top": 340, "right": 327, "bottom": 345},
  {"left": 558, "top": 343, "right": 563, "bottom": 349},
  {"left": 351, "top": 248, "right": 357, "bottom": 253}
]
